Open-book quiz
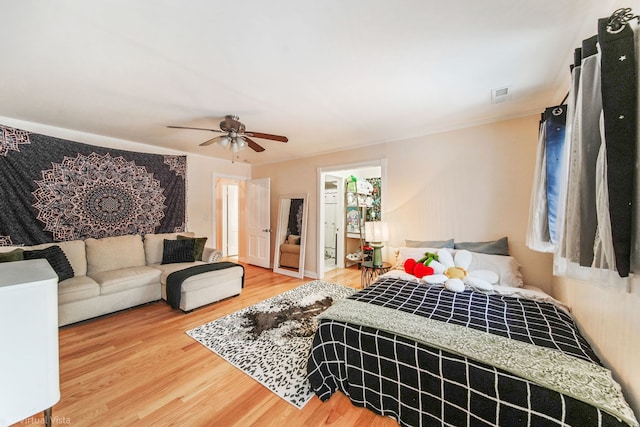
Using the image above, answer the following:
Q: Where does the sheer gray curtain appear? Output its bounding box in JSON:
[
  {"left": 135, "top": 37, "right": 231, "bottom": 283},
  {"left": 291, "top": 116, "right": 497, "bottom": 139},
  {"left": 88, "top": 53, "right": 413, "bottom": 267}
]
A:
[
  {"left": 557, "top": 12, "right": 638, "bottom": 284},
  {"left": 529, "top": 9, "right": 640, "bottom": 287}
]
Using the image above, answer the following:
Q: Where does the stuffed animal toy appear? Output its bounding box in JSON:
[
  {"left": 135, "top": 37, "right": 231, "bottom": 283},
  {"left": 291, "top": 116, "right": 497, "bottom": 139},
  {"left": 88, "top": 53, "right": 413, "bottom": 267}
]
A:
[
  {"left": 404, "top": 251, "right": 440, "bottom": 278},
  {"left": 422, "top": 249, "right": 498, "bottom": 292}
]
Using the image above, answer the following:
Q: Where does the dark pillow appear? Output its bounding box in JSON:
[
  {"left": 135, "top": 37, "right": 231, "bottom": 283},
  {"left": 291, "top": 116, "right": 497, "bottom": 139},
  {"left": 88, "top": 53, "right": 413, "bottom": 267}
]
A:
[
  {"left": 0, "top": 248, "right": 24, "bottom": 263},
  {"left": 161, "top": 239, "right": 196, "bottom": 264},
  {"left": 454, "top": 236, "right": 509, "bottom": 256},
  {"left": 23, "top": 245, "right": 74, "bottom": 281},
  {"left": 177, "top": 235, "right": 208, "bottom": 261},
  {"left": 405, "top": 239, "right": 454, "bottom": 249}
]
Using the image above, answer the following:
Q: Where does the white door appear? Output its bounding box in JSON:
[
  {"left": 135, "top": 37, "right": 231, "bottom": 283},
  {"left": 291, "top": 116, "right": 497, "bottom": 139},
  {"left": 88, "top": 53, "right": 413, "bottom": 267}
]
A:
[{"left": 245, "top": 178, "right": 271, "bottom": 268}]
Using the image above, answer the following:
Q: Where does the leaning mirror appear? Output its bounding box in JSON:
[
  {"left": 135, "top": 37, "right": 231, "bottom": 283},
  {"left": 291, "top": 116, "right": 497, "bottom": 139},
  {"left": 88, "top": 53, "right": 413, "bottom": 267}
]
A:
[{"left": 273, "top": 193, "right": 308, "bottom": 279}]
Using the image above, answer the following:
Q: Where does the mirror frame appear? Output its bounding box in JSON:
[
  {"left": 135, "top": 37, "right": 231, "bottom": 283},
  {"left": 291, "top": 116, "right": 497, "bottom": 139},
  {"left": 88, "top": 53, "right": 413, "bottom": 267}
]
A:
[{"left": 273, "top": 193, "right": 308, "bottom": 279}]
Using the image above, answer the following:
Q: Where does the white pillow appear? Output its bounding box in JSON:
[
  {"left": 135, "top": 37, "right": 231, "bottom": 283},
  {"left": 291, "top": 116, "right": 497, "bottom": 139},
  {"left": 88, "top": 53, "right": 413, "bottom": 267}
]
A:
[
  {"left": 395, "top": 247, "right": 523, "bottom": 287},
  {"left": 464, "top": 251, "right": 524, "bottom": 287}
]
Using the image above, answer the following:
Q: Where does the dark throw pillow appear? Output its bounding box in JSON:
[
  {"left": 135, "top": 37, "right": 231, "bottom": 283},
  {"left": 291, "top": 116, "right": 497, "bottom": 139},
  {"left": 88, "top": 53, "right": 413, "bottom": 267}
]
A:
[
  {"left": 23, "top": 245, "right": 75, "bottom": 281},
  {"left": 0, "top": 248, "right": 25, "bottom": 263},
  {"left": 177, "top": 235, "right": 208, "bottom": 261},
  {"left": 161, "top": 238, "right": 196, "bottom": 264},
  {"left": 454, "top": 236, "right": 510, "bottom": 256}
]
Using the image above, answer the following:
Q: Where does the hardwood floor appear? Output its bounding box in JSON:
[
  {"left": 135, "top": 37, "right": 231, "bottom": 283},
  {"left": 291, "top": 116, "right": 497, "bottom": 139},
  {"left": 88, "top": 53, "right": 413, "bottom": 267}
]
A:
[{"left": 16, "top": 264, "right": 398, "bottom": 427}]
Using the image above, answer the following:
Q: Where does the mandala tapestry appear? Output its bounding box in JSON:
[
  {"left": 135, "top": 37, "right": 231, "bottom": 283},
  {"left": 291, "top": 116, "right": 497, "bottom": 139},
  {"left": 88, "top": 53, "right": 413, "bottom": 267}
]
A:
[{"left": 0, "top": 124, "right": 186, "bottom": 246}]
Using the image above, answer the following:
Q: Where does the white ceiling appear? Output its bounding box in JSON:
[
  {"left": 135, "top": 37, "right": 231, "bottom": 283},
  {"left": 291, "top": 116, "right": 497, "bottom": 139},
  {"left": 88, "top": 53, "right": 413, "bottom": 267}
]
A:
[{"left": 0, "top": 1, "right": 627, "bottom": 165}]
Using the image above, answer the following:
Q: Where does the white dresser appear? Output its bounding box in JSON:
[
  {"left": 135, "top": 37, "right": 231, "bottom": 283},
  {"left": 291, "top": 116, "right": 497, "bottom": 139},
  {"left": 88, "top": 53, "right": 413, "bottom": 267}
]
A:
[{"left": 0, "top": 259, "right": 60, "bottom": 427}]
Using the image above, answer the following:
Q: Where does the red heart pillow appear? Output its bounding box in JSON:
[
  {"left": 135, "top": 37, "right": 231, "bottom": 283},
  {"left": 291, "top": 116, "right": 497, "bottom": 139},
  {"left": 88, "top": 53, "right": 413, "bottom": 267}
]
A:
[
  {"left": 404, "top": 258, "right": 416, "bottom": 274},
  {"left": 413, "top": 263, "right": 434, "bottom": 278}
]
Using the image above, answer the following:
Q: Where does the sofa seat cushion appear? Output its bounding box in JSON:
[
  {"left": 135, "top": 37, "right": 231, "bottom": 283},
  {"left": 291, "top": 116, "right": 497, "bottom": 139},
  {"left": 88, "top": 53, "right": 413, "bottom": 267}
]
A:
[
  {"left": 151, "top": 261, "right": 206, "bottom": 284},
  {"left": 280, "top": 243, "right": 301, "bottom": 255},
  {"left": 58, "top": 276, "right": 100, "bottom": 304},
  {"left": 91, "top": 266, "right": 161, "bottom": 295},
  {"left": 158, "top": 263, "right": 244, "bottom": 293},
  {"left": 180, "top": 264, "right": 244, "bottom": 293}
]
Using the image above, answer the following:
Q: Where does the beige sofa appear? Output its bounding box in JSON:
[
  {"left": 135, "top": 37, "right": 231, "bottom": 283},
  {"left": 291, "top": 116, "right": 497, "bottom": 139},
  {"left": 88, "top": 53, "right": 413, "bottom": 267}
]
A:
[
  {"left": 279, "top": 234, "right": 301, "bottom": 268},
  {"left": 0, "top": 232, "right": 244, "bottom": 326}
]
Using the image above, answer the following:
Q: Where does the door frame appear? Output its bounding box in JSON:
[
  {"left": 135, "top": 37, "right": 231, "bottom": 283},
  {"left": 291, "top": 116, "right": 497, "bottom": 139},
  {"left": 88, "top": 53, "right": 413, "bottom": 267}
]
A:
[
  {"left": 212, "top": 173, "right": 250, "bottom": 259},
  {"left": 316, "top": 159, "right": 387, "bottom": 280}
]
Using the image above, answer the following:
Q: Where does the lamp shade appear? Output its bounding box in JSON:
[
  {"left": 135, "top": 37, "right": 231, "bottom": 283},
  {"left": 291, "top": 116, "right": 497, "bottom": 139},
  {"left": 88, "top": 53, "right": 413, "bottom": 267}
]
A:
[
  {"left": 365, "top": 221, "right": 389, "bottom": 243},
  {"left": 236, "top": 136, "right": 247, "bottom": 150}
]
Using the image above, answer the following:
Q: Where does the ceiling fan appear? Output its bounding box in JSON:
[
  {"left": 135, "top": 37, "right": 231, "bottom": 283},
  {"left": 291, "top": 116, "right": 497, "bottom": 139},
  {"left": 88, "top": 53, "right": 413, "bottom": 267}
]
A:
[{"left": 167, "top": 115, "right": 288, "bottom": 153}]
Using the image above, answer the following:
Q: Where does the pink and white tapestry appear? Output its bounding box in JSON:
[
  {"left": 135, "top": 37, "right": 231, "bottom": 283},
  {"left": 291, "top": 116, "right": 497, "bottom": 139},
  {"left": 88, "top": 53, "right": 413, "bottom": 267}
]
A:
[{"left": 0, "top": 124, "right": 186, "bottom": 246}]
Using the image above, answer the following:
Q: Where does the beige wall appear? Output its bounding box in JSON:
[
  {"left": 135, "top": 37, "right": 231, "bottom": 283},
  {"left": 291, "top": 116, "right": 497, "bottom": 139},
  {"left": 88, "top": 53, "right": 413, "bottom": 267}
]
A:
[
  {"left": 0, "top": 116, "right": 251, "bottom": 244},
  {"left": 553, "top": 276, "right": 640, "bottom": 415},
  {"left": 253, "top": 114, "right": 554, "bottom": 290}
]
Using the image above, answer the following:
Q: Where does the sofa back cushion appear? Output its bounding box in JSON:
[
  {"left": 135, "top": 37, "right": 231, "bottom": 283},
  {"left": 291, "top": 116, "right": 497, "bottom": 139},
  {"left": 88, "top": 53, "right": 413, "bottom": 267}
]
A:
[
  {"left": 144, "top": 232, "right": 195, "bottom": 265},
  {"left": 0, "top": 240, "right": 88, "bottom": 277},
  {"left": 86, "top": 234, "right": 146, "bottom": 275}
]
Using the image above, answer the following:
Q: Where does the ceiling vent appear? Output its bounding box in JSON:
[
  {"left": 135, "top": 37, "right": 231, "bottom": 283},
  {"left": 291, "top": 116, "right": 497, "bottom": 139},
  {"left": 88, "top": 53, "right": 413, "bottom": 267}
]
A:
[{"left": 491, "top": 86, "right": 512, "bottom": 104}]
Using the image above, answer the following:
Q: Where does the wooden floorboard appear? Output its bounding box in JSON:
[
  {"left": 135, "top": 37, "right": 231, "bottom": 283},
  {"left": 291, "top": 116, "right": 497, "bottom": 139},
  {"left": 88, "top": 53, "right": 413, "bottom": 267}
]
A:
[{"left": 14, "top": 263, "right": 398, "bottom": 426}]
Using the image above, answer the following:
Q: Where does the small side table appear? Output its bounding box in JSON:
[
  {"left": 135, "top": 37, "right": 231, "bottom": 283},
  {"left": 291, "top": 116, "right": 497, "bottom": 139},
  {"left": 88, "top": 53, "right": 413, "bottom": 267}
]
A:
[{"left": 360, "top": 261, "right": 392, "bottom": 288}]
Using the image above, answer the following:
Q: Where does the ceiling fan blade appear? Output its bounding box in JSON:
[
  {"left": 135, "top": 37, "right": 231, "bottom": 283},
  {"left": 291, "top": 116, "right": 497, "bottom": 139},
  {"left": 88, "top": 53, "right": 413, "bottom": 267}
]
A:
[
  {"left": 244, "top": 131, "right": 288, "bottom": 142},
  {"left": 199, "top": 135, "right": 224, "bottom": 146},
  {"left": 167, "top": 125, "right": 223, "bottom": 133},
  {"left": 244, "top": 136, "right": 265, "bottom": 152}
]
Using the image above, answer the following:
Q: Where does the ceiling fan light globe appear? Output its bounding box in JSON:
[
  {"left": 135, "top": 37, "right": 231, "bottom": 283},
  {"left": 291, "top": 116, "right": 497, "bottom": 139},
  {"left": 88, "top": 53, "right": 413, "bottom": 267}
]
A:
[
  {"left": 236, "top": 137, "right": 247, "bottom": 150},
  {"left": 231, "top": 141, "right": 240, "bottom": 153},
  {"left": 219, "top": 136, "right": 230, "bottom": 148}
]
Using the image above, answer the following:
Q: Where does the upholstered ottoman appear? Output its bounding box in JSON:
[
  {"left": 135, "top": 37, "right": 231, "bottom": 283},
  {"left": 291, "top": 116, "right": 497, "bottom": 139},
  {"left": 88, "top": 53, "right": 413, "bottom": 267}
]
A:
[{"left": 158, "top": 263, "right": 244, "bottom": 311}]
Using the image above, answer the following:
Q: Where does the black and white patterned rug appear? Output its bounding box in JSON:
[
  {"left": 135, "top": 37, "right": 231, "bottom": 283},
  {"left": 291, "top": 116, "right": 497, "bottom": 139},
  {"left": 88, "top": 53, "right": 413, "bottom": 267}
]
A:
[{"left": 186, "top": 280, "right": 355, "bottom": 408}]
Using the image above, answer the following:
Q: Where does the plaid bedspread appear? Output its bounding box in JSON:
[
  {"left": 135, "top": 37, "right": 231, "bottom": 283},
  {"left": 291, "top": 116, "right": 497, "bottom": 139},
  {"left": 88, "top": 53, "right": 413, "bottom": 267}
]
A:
[{"left": 307, "top": 276, "right": 636, "bottom": 426}]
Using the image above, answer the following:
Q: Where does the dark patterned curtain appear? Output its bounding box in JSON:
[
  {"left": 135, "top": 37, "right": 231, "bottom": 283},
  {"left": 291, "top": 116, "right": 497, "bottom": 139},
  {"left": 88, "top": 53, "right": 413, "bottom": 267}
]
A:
[
  {"left": 287, "top": 198, "right": 304, "bottom": 236},
  {"left": 0, "top": 125, "right": 186, "bottom": 246}
]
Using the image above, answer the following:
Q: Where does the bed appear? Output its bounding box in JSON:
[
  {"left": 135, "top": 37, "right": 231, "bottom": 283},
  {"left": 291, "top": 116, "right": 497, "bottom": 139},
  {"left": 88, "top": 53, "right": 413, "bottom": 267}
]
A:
[{"left": 307, "top": 255, "right": 638, "bottom": 426}]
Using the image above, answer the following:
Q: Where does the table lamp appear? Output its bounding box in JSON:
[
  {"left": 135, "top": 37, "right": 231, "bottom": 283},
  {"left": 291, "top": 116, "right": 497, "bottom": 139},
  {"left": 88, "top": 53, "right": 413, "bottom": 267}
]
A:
[{"left": 365, "top": 221, "right": 389, "bottom": 267}]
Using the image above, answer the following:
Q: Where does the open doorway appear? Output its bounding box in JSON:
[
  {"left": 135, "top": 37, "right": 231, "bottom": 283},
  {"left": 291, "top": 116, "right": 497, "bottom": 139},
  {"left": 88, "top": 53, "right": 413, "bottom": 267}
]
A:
[
  {"left": 317, "top": 160, "right": 386, "bottom": 279},
  {"left": 323, "top": 175, "right": 340, "bottom": 272},
  {"left": 213, "top": 175, "right": 271, "bottom": 268},
  {"left": 221, "top": 182, "right": 239, "bottom": 257},
  {"left": 214, "top": 176, "right": 243, "bottom": 260}
]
